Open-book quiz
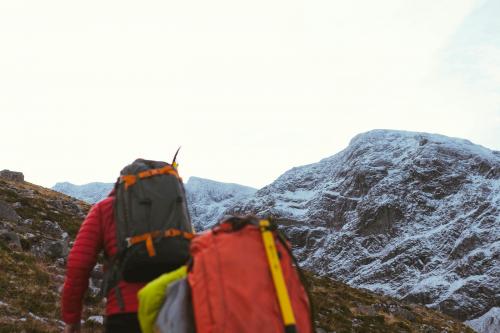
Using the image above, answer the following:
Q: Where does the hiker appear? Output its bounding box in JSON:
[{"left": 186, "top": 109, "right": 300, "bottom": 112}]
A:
[
  {"left": 61, "top": 185, "right": 143, "bottom": 332},
  {"left": 61, "top": 158, "right": 193, "bottom": 333}
]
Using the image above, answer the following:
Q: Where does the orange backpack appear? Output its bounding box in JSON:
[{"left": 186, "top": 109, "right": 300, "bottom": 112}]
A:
[{"left": 188, "top": 216, "right": 314, "bottom": 333}]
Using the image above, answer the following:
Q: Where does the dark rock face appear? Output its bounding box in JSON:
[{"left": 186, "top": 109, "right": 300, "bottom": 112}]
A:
[
  {"left": 39, "top": 220, "right": 64, "bottom": 235},
  {"left": 0, "top": 230, "right": 22, "bottom": 250},
  {"left": 43, "top": 238, "right": 69, "bottom": 259},
  {"left": 231, "top": 130, "right": 500, "bottom": 321},
  {"left": 0, "top": 170, "right": 24, "bottom": 182},
  {"left": 0, "top": 200, "right": 21, "bottom": 222}
]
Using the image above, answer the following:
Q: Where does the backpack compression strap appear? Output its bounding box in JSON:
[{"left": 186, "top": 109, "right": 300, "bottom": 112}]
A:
[
  {"left": 260, "top": 219, "right": 297, "bottom": 333},
  {"left": 120, "top": 165, "right": 181, "bottom": 189},
  {"left": 126, "top": 229, "right": 195, "bottom": 257}
]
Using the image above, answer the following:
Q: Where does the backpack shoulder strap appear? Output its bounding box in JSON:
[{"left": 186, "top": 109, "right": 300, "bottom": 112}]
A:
[{"left": 259, "top": 219, "right": 298, "bottom": 333}]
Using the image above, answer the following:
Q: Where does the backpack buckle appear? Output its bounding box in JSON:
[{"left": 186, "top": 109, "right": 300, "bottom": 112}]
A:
[{"left": 121, "top": 175, "right": 139, "bottom": 190}]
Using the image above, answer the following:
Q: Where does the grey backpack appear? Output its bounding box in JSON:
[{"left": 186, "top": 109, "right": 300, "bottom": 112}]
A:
[
  {"left": 104, "top": 158, "right": 194, "bottom": 305},
  {"left": 155, "top": 278, "right": 195, "bottom": 333}
]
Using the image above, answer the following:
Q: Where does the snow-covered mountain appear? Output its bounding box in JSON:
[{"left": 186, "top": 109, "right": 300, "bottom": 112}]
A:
[
  {"left": 230, "top": 130, "right": 500, "bottom": 323},
  {"left": 52, "top": 177, "right": 257, "bottom": 231},
  {"left": 51, "top": 130, "right": 499, "bottom": 326},
  {"left": 53, "top": 182, "right": 114, "bottom": 204},
  {"left": 184, "top": 177, "right": 257, "bottom": 230},
  {"left": 465, "top": 307, "right": 500, "bottom": 333}
]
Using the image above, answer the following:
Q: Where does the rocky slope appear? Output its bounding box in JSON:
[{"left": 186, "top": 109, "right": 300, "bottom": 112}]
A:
[
  {"left": 0, "top": 174, "right": 103, "bottom": 332},
  {"left": 230, "top": 130, "right": 500, "bottom": 325},
  {"left": 0, "top": 171, "right": 475, "bottom": 332}
]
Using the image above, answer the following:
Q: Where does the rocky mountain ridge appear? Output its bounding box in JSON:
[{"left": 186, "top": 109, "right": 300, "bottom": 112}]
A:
[
  {"left": 229, "top": 130, "right": 500, "bottom": 326},
  {"left": 184, "top": 176, "right": 257, "bottom": 230},
  {"left": 52, "top": 182, "right": 114, "bottom": 204}
]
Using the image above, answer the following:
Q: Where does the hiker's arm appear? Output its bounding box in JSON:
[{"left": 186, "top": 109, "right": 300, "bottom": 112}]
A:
[{"left": 61, "top": 203, "right": 104, "bottom": 324}]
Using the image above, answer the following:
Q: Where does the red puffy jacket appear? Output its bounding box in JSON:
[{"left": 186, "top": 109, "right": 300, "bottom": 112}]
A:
[{"left": 61, "top": 195, "right": 145, "bottom": 324}]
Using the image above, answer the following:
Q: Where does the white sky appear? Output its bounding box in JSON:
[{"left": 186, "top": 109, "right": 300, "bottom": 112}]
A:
[{"left": 1, "top": 0, "right": 499, "bottom": 189}]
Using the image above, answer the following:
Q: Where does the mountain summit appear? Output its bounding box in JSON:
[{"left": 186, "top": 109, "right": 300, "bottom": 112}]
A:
[
  {"left": 231, "top": 129, "right": 500, "bottom": 322},
  {"left": 184, "top": 177, "right": 257, "bottom": 230}
]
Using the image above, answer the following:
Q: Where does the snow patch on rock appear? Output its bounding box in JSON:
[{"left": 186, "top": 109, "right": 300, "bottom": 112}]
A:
[
  {"left": 466, "top": 307, "right": 500, "bottom": 333},
  {"left": 87, "top": 315, "right": 104, "bottom": 325},
  {"left": 53, "top": 182, "right": 113, "bottom": 203},
  {"left": 185, "top": 177, "right": 257, "bottom": 230}
]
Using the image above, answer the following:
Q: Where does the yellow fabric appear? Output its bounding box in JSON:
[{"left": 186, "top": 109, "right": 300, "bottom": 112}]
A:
[
  {"left": 260, "top": 220, "right": 296, "bottom": 326},
  {"left": 137, "top": 265, "right": 188, "bottom": 333}
]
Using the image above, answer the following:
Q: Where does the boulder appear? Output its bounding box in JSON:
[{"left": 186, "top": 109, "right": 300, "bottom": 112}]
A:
[
  {"left": 0, "top": 170, "right": 24, "bottom": 182},
  {"left": 40, "top": 220, "right": 63, "bottom": 236},
  {"left": 0, "top": 230, "right": 22, "bottom": 250},
  {"left": 42, "top": 237, "right": 69, "bottom": 259},
  {"left": 0, "top": 200, "right": 21, "bottom": 222}
]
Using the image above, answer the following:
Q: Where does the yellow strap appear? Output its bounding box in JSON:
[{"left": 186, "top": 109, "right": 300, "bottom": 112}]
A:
[{"left": 260, "top": 220, "right": 296, "bottom": 327}]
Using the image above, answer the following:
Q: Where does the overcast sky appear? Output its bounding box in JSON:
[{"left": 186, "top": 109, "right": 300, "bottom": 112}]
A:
[{"left": 1, "top": 0, "right": 499, "bottom": 189}]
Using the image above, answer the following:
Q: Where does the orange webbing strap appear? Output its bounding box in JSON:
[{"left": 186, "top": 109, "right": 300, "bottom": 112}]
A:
[
  {"left": 126, "top": 229, "right": 195, "bottom": 257},
  {"left": 128, "top": 233, "right": 156, "bottom": 256},
  {"left": 121, "top": 165, "right": 181, "bottom": 189}
]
